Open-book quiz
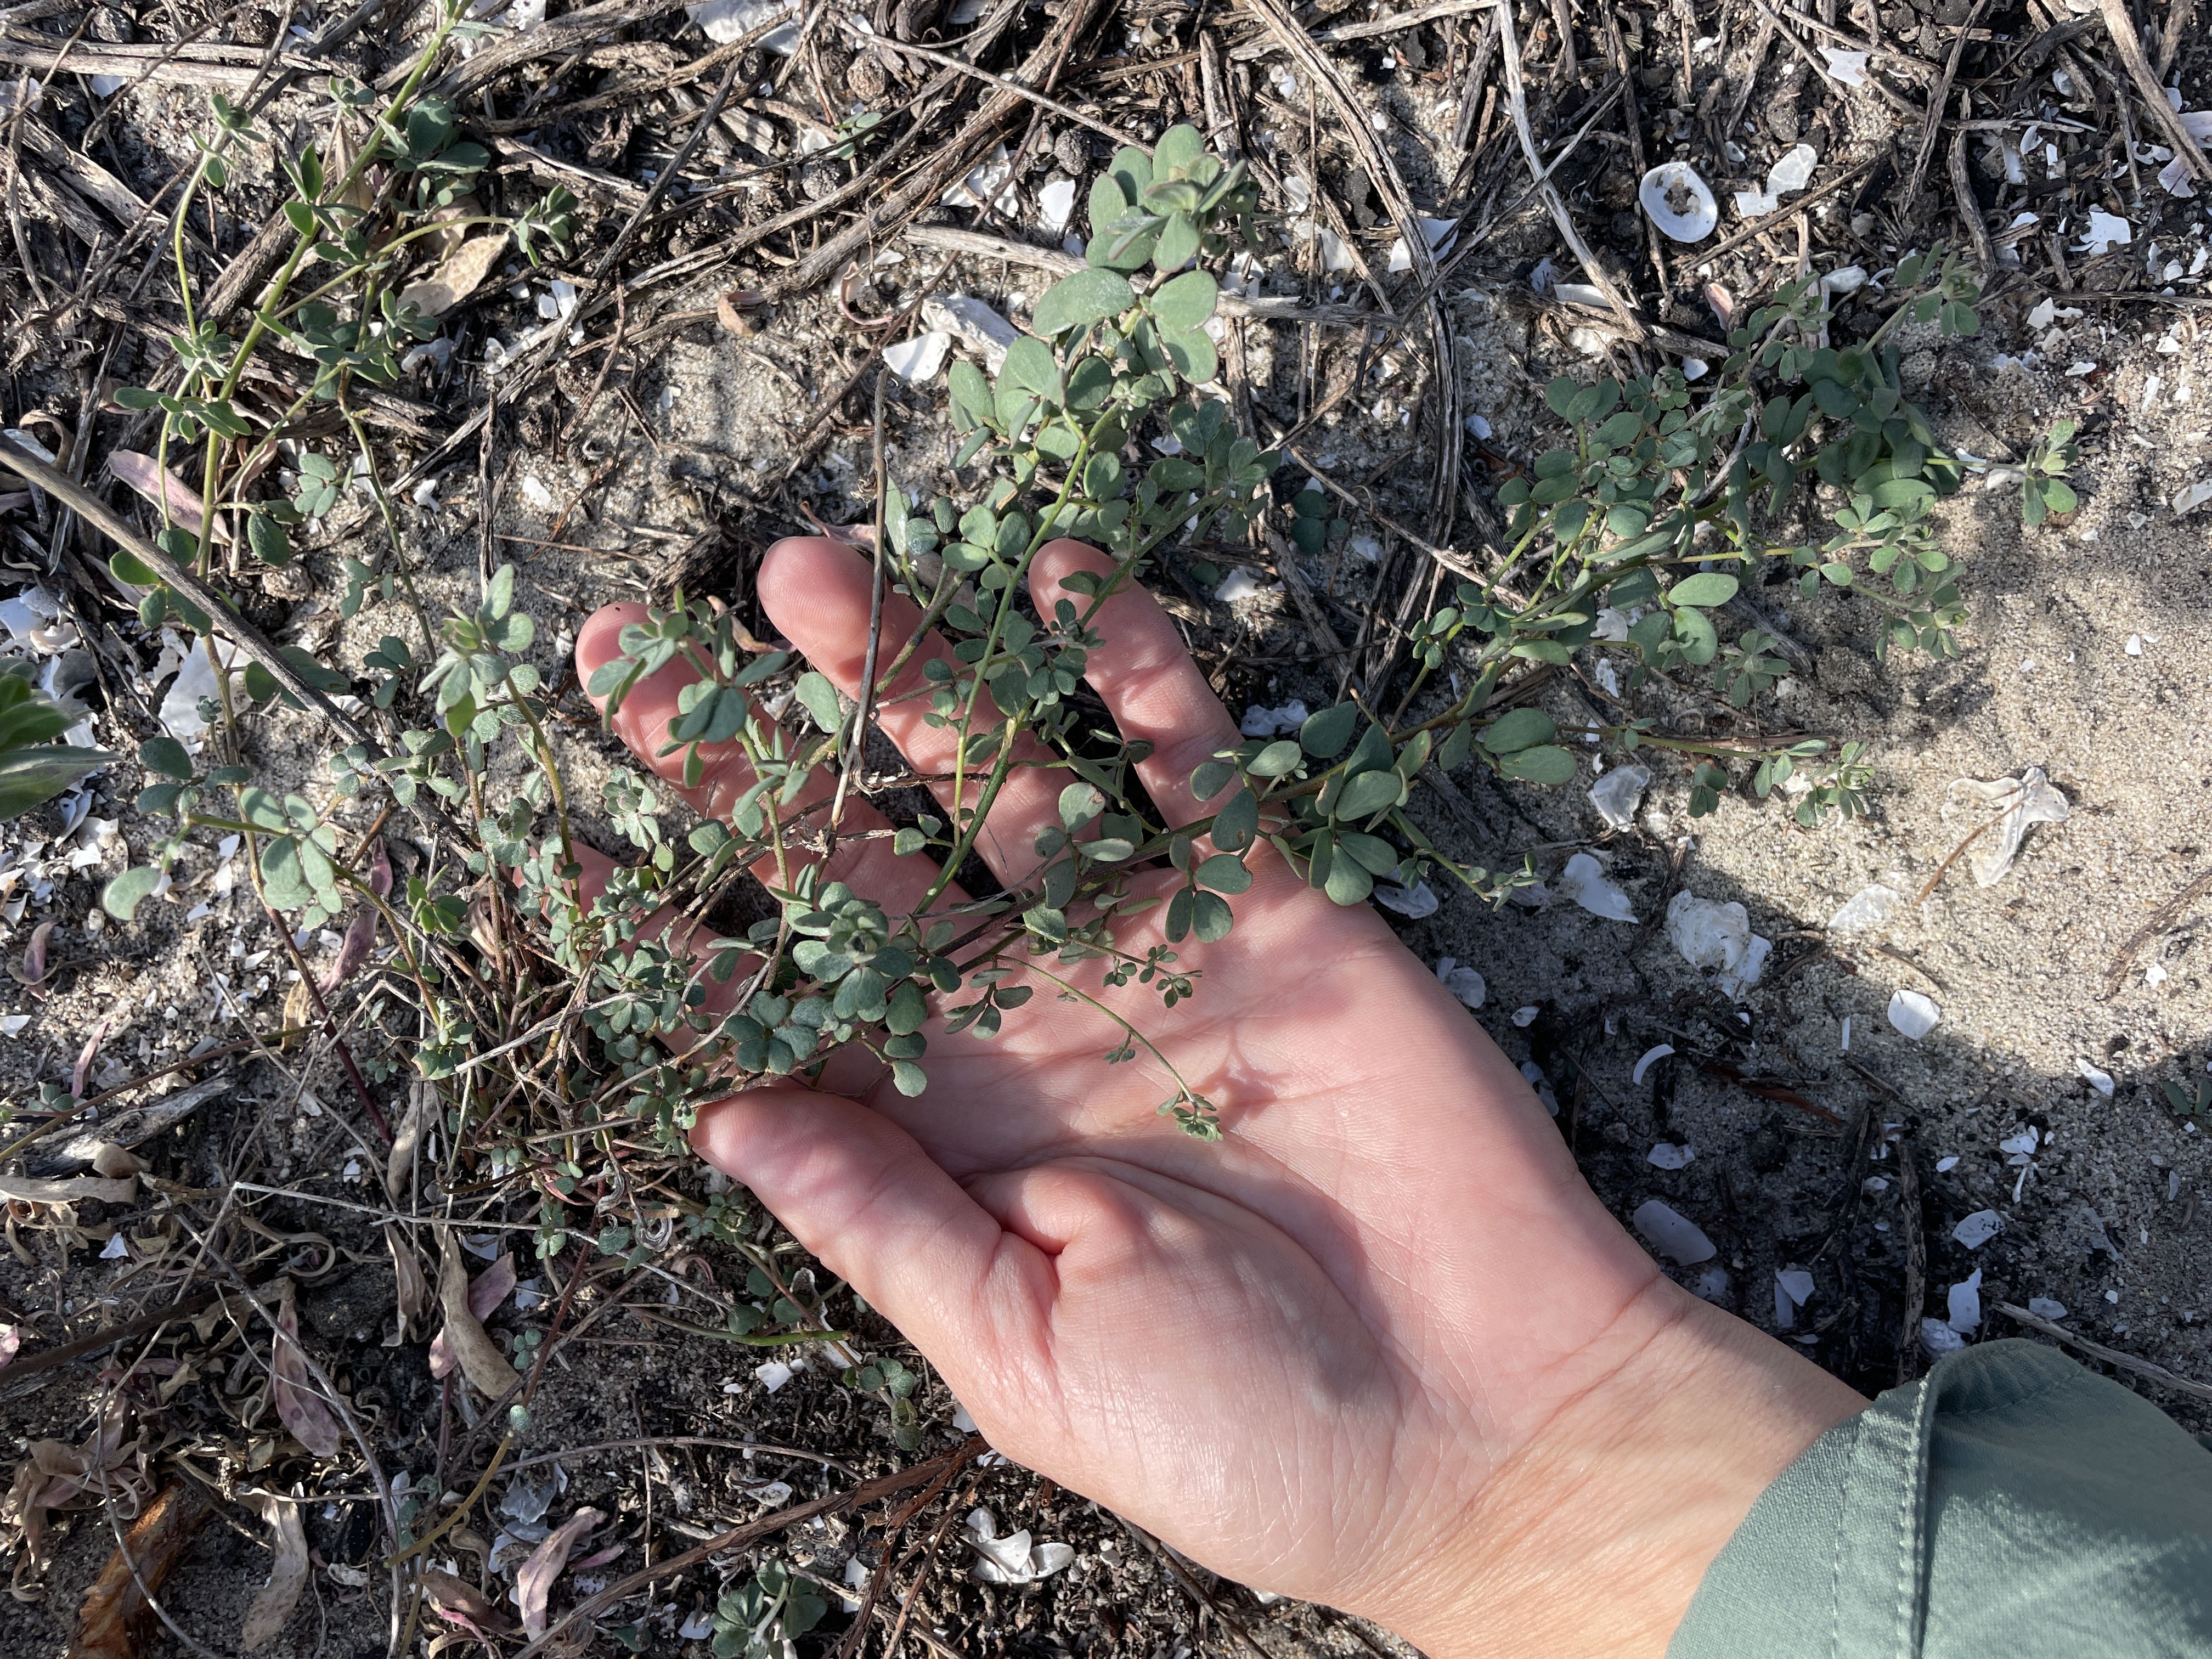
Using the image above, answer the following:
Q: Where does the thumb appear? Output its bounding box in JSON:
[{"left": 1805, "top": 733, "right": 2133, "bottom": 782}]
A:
[{"left": 691, "top": 1085, "right": 1047, "bottom": 1378}]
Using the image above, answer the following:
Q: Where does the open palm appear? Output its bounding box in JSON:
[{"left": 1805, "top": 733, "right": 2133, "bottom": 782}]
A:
[{"left": 574, "top": 537, "right": 1853, "bottom": 1649}]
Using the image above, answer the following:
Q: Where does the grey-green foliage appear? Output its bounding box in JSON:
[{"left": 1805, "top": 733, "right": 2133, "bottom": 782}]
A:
[
  {"left": 2166, "top": 1076, "right": 2210, "bottom": 1121},
  {"left": 0, "top": 665, "right": 112, "bottom": 821},
  {"left": 103, "top": 0, "right": 575, "bottom": 636},
  {"left": 2021, "top": 418, "right": 2079, "bottom": 526},
  {"left": 571, "top": 126, "right": 1314, "bottom": 1142},
  {"left": 93, "top": 76, "right": 2042, "bottom": 1213},
  {"left": 709, "top": 1560, "right": 826, "bottom": 1658},
  {"left": 1389, "top": 243, "right": 2001, "bottom": 843},
  {"left": 843, "top": 1354, "right": 921, "bottom": 1448},
  {"left": 95, "top": 0, "right": 580, "bottom": 1078},
  {"left": 552, "top": 172, "right": 2023, "bottom": 1154}
]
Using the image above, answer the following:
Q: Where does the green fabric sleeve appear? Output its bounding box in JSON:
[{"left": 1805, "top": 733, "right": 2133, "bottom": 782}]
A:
[{"left": 1669, "top": 1338, "right": 2212, "bottom": 1658}]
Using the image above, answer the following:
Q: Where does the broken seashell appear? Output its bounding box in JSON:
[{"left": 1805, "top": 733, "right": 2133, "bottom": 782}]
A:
[
  {"left": 1633, "top": 1199, "right": 1716, "bottom": 1265},
  {"left": 921, "top": 294, "right": 1019, "bottom": 374},
  {"left": 1558, "top": 852, "right": 1636, "bottom": 922},
  {"left": 1826, "top": 883, "right": 1904, "bottom": 934},
  {"left": 1942, "top": 767, "right": 2068, "bottom": 885},
  {"left": 1888, "top": 988, "right": 1940, "bottom": 1040},
  {"left": 1822, "top": 47, "right": 1869, "bottom": 86},
  {"left": 1434, "top": 956, "right": 1486, "bottom": 1008},
  {"left": 1588, "top": 764, "right": 1651, "bottom": 831},
  {"left": 1638, "top": 162, "right": 1718, "bottom": 242},
  {"left": 1952, "top": 1209, "right": 2001, "bottom": 1249},
  {"left": 881, "top": 331, "right": 951, "bottom": 383}
]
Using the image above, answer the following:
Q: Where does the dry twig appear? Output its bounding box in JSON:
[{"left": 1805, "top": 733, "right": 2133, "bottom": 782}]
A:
[
  {"left": 2097, "top": 0, "right": 2212, "bottom": 185},
  {"left": 1998, "top": 1304, "right": 2212, "bottom": 1404}
]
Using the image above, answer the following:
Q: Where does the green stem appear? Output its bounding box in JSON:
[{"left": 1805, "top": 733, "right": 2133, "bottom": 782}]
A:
[
  {"left": 1020, "top": 959, "right": 1198, "bottom": 1099},
  {"left": 215, "top": 0, "right": 467, "bottom": 407},
  {"left": 340, "top": 403, "right": 439, "bottom": 655}
]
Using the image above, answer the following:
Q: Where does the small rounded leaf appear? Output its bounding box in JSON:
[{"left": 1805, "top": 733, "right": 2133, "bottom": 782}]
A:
[
  {"left": 1191, "top": 890, "right": 1234, "bottom": 942},
  {"left": 1211, "top": 786, "right": 1259, "bottom": 851},
  {"left": 1194, "top": 853, "right": 1251, "bottom": 894},
  {"left": 1666, "top": 572, "right": 1740, "bottom": 608},
  {"left": 1496, "top": 744, "right": 1579, "bottom": 785},
  {"left": 1298, "top": 701, "right": 1358, "bottom": 759},
  {"left": 1161, "top": 327, "right": 1216, "bottom": 384},
  {"left": 138, "top": 736, "right": 194, "bottom": 779},
  {"left": 1323, "top": 855, "right": 1374, "bottom": 906},
  {"left": 247, "top": 514, "right": 292, "bottom": 567},
  {"left": 1031, "top": 268, "right": 1137, "bottom": 337},
  {"left": 1149, "top": 270, "right": 1218, "bottom": 333},
  {"left": 1333, "top": 768, "right": 1404, "bottom": 822},
  {"left": 1478, "top": 707, "right": 1556, "bottom": 754},
  {"left": 103, "top": 865, "right": 162, "bottom": 921}
]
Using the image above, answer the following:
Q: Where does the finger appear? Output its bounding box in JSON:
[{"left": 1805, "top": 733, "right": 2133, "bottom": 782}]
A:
[
  {"left": 691, "top": 1084, "right": 1051, "bottom": 1387},
  {"left": 1029, "top": 540, "right": 1244, "bottom": 827},
  {"left": 575, "top": 602, "right": 957, "bottom": 913},
  {"left": 575, "top": 603, "right": 770, "bottom": 823},
  {"left": 756, "top": 538, "right": 1066, "bottom": 887},
  {"left": 534, "top": 840, "right": 761, "bottom": 1036}
]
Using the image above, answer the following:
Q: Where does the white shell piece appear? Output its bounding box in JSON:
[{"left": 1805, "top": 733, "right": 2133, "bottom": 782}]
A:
[{"left": 1638, "top": 162, "right": 1718, "bottom": 242}]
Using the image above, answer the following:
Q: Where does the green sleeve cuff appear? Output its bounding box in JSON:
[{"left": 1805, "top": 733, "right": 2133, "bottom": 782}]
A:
[{"left": 1669, "top": 1338, "right": 2212, "bottom": 1658}]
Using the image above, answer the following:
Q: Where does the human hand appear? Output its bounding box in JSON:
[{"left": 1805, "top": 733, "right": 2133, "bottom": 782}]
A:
[{"left": 574, "top": 537, "right": 1863, "bottom": 1655}]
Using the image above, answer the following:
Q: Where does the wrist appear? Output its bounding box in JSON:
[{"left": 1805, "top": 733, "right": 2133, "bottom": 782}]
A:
[{"left": 1368, "top": 1279, "right": 1865, "bottom": 1658}]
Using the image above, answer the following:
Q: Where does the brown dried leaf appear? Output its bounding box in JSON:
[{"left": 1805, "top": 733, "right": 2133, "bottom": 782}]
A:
[
  {"left": 327, "top": 120, "right": 374, "bottom": 214},
  {"left": 466, "top": 1252, "right": 516, "bottom": 1319},
  {"left": 238, "top": 1494, "right": 307, "bottom": 1650},
  {"left": 319, "top": 896, "right": 378, "bottom": 997},
  {"left": 422, "top": 1567, "right": 515, "bottom": 1635},
  {"left": 65, "top": 1483, "right": 206, "bottom": 1659},
  {"left": 716, "top": 288, "right": 769, "bottom": 335},
  {"left": 269, "top": 1279, "right": 342, "bottom": 1457},
  {"left": 397, "top": 231, "right": 509, "bottom": 318},
  {"left": 15, "top": 920, "right": 53, "bottom": 985},
  {"left": 88, "top": 1145, "right": 143, "bottom": 1179},
  {"left": 426, "top": 196, "right": 483, "bottom": 260},
  {"left": 281, "top": 977, "right": 314, "bottom": 1037},
  {"left": 514, "top": 1508, "right": 602, "bottom": 1639},
  {"left": 70, "top": 1014, "right": 111, "bottom": 1099},
  {"left": 318, "top": 845, "right": 389, "bottom": 995},
  {"left": 0, "top": 1173, "right": 134, "bottom": 1205},
  {"left": 430, "top": 1248, "right": 517, "bottom": 1380},
  {"left": 103, "top": 453, "right": 227, "bottom": 543},
  {"left": 436, "top": 1232, "right": 522, "bottom": 1398},
  {"left": 385, "top": 1079, "right": 431, "bottom": 1205},
  {"left": 386, "top": 1223, "right": 430, "bottom": 1343}
]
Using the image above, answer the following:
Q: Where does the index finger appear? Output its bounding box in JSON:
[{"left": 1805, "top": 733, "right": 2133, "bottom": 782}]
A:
[
  {"left": 1029, "top": 540, "right": 1243, "bottom": 827},
  {"left": 573, "top": 601, "right": 958, "bottom": 915}
]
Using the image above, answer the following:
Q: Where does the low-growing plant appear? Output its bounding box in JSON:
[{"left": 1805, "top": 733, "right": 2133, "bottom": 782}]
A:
[
  {"left": 2021, "top": 417, "right": 2079, "bottom": 526},
  {"left": 709, "top": 1560, "right": 827, "bottom": 1658},
  {"left": 95, "top": 100, "right": 2050, "bottom": 1243},
  {"left": 0, "top": 664, "right": 113, "bottom": 820},
  {"left": 24, "top": 16, "right": 2114, "bottom": 1651}
]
